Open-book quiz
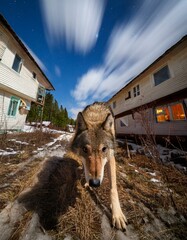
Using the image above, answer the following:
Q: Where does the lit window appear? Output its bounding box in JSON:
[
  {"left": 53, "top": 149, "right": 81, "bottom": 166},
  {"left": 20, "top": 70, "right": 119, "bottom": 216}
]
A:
[
  {"left": 155, "top": 106, "right": 170, "bottom": 122},
  {"left": 8, "top": 96, "right": 20, "bottom": 116},
  {"left": 154, "top": 65, "right": 170, "bottom": 86},
  {"left": 133, "top": 85, "right": 140, "bottom": 97},
  {"left": 12, "top": 54, "right": 22, "bottom": 73},
  {"left": 171, "top": 103, "right": 186, "bottom": 120}
]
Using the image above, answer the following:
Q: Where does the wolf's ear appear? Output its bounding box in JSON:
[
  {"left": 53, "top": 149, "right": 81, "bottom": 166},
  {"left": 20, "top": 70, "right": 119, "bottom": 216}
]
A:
[
  {"left": 102, "top": 113, "right": 114, "bottom": 132},
  {"left": 76, "top": 112, "right": 87, "bottom": 133}
]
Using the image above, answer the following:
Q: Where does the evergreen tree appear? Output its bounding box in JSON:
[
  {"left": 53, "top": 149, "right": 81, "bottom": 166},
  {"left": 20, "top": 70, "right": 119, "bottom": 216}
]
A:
[{"left": 27, "top": 92, "right": 74, "bottom": 129}]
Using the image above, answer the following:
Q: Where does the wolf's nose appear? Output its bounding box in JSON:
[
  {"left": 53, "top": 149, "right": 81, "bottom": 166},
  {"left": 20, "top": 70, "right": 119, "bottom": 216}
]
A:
[{"left": 89, "top": 179, "right": 100, "bottom": 188}]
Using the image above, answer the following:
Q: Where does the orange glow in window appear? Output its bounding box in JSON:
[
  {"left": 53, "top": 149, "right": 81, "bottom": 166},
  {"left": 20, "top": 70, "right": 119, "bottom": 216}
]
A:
[
  {"left": 156, "top": 107, "right": 170, "bottom": 122},
  {"left": 171, "top": 103, "right": 186, "bottom": 120}
]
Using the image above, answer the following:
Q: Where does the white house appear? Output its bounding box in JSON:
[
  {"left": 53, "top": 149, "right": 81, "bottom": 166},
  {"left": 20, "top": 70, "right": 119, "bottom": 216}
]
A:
[
  {"left": 0, "top": 15, "right": 54, "bottom": 131},
  {"left": 108, "top": 36, "right": 187, "bottom": 140}
]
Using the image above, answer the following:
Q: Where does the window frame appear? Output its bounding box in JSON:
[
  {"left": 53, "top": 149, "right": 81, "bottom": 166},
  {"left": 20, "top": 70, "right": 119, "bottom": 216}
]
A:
[
  {"left": 153, "top": 65, "right": 171, "bottom": 86},
  {"left": 170, "top": 102, "right": 186, "bottom": 121},
  {"left": 7, "top": 96, "right": 20, "bottom": 117},
  {"left": 12, "top": 53, "right": 22, "bottom": 73},
  {"left": 133, "top": 85, "right": 140, "bottom": 97}
]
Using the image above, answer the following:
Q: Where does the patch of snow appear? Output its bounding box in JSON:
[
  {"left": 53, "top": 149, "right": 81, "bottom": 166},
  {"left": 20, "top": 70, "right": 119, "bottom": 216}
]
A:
[
  {"left": 0, "top": 150, "right": 18, "bottom": 156},
  {"left": 8, "top": 139, "right": 29, "bottom": 145},
  {"left": 37, "top": 148, "right": 44, "bottom": 151},
  {"left": 135, "top": 169, "right": 139, "bottom": 173},
  {"left": 23, "top": 125, "right": 36, "bottom": 132},
  {"left": 150, "top": 178, "right": 160, "bottom": 183},
  {"left": 42, "top": 121, "right": 51, "bottom": 127},
  {"left": 148, "top": 172, "right": 156, "bottom": 176}
]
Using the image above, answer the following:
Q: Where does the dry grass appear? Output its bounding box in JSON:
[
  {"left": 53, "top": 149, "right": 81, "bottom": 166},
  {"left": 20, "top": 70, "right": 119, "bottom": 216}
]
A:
[
  {"left": 54, "top": 181, "right": 101, "bottom": 240},
  {"left": 0, "top": 132, "right": 187, "bottom": 239},
  {"left": 0, "top": 130, "right": 65, "bottom": 211},
  {"left": 114, "top": 147, "right": 187, "bottom": 239}
]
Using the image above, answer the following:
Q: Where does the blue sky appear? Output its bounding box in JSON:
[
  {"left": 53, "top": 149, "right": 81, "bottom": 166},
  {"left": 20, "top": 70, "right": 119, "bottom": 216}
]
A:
[{"left": 1, "top": 0, "right": 187, "bottom": 119}]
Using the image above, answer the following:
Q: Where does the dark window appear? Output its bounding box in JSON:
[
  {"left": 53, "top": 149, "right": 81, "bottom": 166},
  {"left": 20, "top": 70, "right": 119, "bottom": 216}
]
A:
[
  {"left": 33, "top": 72, "right": 37, "bottom": 79},
  {"left": 113, "top": 101, "right": 116, "bottom": 109},
  {"left": 154, "top": 65, "right": 170, "bottom": 86},
  {"left": 125, "top": 91, "right": 131, "bottom": 100},
  {"left": 12, "top": 54, "right": 22, "bottom": 73}
]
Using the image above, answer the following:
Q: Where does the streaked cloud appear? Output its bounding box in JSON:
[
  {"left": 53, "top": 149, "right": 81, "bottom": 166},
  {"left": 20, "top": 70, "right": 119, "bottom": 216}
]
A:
[
  {"left": 71, "top": 68, "right": 104, "bottom": 101},
  {"left": 54, "top": 65, "right": 61, "bottom": 77},
  {"left": 40, "top": 0, "right": 106, "bottom": 54},
  {"left": 71, "top": 0, "right": 187, "bottom": 105}
]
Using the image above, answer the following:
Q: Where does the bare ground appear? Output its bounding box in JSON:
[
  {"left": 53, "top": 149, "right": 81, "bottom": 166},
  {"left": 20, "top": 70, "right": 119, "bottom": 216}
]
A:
[{"left": 0, "top": 131, "right": 187, "bottom": 240}]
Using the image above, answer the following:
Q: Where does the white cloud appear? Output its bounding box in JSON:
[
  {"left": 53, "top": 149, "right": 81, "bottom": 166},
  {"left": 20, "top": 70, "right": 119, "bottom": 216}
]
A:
[
  {"left": 71, "top": 68, "right": 104, "bottom": 101},
  {"left": 40, "top": 0, "right": 105, "bottom": 54},
  {"left": 54, "top": 65, "right": 61, "bottom": 77},
  {"left": 71, "top": 0, "right": 187, "bottom": 104},
  {"left": 69, "top": 107, "right": 83, "bottom": 120},
  {"left": 105, "top": 0, "right": 187, "bottom": 74}
]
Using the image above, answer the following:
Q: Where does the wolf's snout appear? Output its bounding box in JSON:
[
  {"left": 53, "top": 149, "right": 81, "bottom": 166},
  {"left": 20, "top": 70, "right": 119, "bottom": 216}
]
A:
[{"left": 89, "top": 179, "right": 100, "bottom": 188}]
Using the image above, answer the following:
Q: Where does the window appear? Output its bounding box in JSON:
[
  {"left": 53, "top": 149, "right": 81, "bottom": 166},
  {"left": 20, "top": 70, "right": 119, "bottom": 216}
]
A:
[
  {"left": 120, "top": 116, "right": 128, "bottom": 127},
  {"left": 113, "top": 101, "right": 116, "bottom": 109},
  {"left": 125, "top": 91, "right": 131, "bottom": 100},
  {"left": 133, "top": 85, "right": 140, "bottom": 97},
  {"left": 171, "top": 103, "right": 186, "bottom": 120},
  {"left": 12, "top": 54, "right": 22, "bottom": 73},
  {"left": 32, "top": 72, "right": 37, "bottom": 79},
  {"left": 37, "top": 85, "right": 46, "bottom": 104},
  {"left": 8, "top": 96, "right": 20, "bottom": 116},
  {"left": 155, "top": 102, "right": 186, "bottom": 122},
  {"left": 155, "top": 106, "right": 170, "bottom": 122},
  {"left": 154, "top": 65, "right": 170, "bottom": 86}
]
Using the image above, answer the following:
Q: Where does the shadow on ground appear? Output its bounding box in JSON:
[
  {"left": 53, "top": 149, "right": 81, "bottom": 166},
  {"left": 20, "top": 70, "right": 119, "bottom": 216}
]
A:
[{"left": 18, "top": 156, "right": 80, "bottom": 230}]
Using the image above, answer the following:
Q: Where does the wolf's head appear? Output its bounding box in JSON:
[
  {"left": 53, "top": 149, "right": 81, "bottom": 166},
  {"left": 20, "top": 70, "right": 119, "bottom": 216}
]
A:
[{"left": 71, "top": 109, "right": 115, "bottom": 187}]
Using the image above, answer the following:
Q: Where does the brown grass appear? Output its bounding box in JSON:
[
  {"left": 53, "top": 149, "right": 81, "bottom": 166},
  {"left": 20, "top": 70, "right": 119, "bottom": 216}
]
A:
[{"left": 0, "top": 132, "right": 187, "bottom": 239}]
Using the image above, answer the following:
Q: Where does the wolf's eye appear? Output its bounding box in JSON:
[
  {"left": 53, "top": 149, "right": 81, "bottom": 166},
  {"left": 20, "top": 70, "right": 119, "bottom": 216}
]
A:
[
  {"left": 83, "top": 147, "right": 88, "bottom": 153},
  {"left": 102, "top": 147, "right": 107, "bottom": 152}
]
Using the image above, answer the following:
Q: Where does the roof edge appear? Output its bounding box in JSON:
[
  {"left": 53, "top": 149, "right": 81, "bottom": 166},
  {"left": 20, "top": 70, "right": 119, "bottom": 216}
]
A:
[
  {"left": 0, "top": 14, "right": 55, "bottom": 91},
  {"left": 108, "top": 35, "right": 187, "bottom": 102}
]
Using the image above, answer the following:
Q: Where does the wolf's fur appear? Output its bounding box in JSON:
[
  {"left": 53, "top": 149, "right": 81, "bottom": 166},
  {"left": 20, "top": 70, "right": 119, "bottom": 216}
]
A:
[{"left": 71, "top": 102, "right": 127, "bottom": 230}]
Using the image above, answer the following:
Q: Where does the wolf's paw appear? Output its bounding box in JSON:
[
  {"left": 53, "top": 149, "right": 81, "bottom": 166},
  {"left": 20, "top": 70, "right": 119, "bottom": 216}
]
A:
[{"left": 112, "top": 210, "right": 128, "bottom": 230}]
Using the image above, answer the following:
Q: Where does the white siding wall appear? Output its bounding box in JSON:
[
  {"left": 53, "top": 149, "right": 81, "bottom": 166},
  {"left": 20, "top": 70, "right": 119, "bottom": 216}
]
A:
[
  {"left": 0, "top": 61, "right": 38, "bottom": 100},
  {"left": 0, "top": 90, "right": 28, "bottom": 130}
]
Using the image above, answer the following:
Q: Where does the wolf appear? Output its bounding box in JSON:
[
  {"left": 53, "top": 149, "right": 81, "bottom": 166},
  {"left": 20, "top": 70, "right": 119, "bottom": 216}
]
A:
[{"left": 71, "top": 102, "right": 127, "bottom": 230}]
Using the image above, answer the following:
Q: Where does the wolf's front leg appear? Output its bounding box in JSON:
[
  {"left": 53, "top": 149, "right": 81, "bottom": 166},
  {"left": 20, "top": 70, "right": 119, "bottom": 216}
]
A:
[{"left": 107, "top": 152, "right": 127, "bottom": 230}]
